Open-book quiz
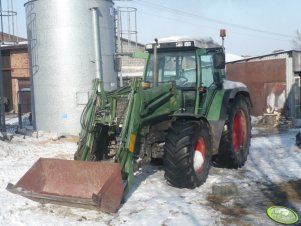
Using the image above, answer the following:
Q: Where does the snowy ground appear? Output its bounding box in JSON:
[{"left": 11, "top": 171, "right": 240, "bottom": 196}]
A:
[{"left": 0, "top": 117, "right": 301, "bottom": 226}]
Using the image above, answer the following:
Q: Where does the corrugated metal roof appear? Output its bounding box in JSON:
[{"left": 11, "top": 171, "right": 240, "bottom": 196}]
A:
[
  {"left": 0, "top": 43, "right": 28, "bottom": 50},
  {"left": 227, "top": 50, "right": 301, "bottom": 64}
]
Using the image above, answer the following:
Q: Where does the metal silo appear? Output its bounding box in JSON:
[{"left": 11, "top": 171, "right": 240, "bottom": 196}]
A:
[{"left": 25, "top": 0, "right": 117, "bottom": 135}]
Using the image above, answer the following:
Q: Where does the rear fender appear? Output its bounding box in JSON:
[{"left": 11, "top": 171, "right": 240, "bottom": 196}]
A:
[
  {"left": 208, "top": 87, "right": 251, "bottom": 155},
  {"left": 221, "top": 87, "right": 252, "bottom": 121},
  {"left": 211, "top": 87, "right": 251, "bottom": 153},
  {"left": 228, "top": 87, "right": 252, "bottom": 106}
]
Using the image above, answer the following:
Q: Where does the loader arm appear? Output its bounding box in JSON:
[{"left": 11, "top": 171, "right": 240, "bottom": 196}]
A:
[
  {"left": 75, "top": 77, "right": 179, "bottom": 193},
  {"left": 115, "top": 79, "right": 179, "bottom": 192},
  {"left": 74, "top": 79, "right": 132, "bottom": 161}
]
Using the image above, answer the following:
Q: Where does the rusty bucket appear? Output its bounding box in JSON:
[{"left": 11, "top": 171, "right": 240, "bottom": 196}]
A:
[{"left": 6, "top": 158, "right": 124, "bottom": 213}]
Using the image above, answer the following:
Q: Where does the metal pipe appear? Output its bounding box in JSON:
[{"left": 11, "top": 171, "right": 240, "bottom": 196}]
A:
[
  {"left": 91, "top": 7, "right": 107, "bottom": 103},
  {"left": 91, "top": 7, "right": 103, "bottom": 80},
  {"left": 0, "top": 0, "right": 5, "bottom": 135},
  {"left": 7, "top": 0, "right": 10, "bottom": 40},
  {"left": 15, "top": 0, "right": 18, "bottom": 43},
  {"left": 117, "top": 8, "right": 123, "bottom": 87},
  {"left": 0, "top": 0, "right": 4, "bottom": 43},
  {"left": 153, "top": 38, "right": 158, "bottom": 87},
  {"left": 134, "top": 9, "right": 137, "bottom": 47},
  {"left": 0, "top": 47, "right": 7, "bottom": 135},
  {"left": 127, "top": 8, "right": 130, "bottom": 46},
  {"left": 26, "top": 12, "right": 37, "bottom": 131},
  {"left": 11, "top": 0, "right": 15, "bottom": 42}
]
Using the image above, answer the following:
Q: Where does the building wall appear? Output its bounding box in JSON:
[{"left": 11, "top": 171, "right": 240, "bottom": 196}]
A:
[
  {"left": 120, "top": 39, "right": 145, "bottom": 76},
  {"left": 1, "top": 47, "right": 30, "bottom": 113},
  {"left": 226, "top": 59, "right": 286, "bottom": 116},
  {"left": 10, "top": 49, "right": 30, "bottom": 113},
  {"left": 1, "top": 50, "right": 13, "bottom": 112}
]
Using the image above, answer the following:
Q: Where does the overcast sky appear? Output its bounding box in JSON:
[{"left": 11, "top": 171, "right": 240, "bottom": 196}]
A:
[{"left": 10, "top": 0, "right": 301, "bottom": 56}]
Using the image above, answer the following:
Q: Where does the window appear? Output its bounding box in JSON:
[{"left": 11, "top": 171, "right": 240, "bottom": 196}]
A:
[
  {"left": 200, "top": 54, "right": 214, "bottom": 87},
  {"left": 145, "top": 50, "right": 196, "bottom": 87}
]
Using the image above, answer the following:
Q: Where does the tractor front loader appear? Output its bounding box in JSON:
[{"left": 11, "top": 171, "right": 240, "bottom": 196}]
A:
[{"left": 7, "top": 37, "right": 252, "bottom": 213}]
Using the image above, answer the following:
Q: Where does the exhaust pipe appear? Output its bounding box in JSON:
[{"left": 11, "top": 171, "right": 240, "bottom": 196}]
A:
[{"left": 153, "top": 38, "right": 159, "bottom": 87}]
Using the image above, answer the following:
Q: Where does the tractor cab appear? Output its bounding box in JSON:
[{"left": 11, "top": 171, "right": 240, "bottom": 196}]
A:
[{"left": 144, "top": 37, "right": 226, "bottom": 114}]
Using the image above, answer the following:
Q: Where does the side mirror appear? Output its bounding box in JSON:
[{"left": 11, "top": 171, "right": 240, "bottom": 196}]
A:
[{"left": 213, "top": 52, "right": 225, "bottom": 69}]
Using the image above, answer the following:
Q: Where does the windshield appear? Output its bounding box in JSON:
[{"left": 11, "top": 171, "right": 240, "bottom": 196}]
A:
[{"left": 145, "top": 50, "right": 196, "bottom": 87}]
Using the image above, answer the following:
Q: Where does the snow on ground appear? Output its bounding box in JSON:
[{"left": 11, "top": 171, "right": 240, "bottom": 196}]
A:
[{"left": 0, "top": 120, "right": 301, "bottom": 225}]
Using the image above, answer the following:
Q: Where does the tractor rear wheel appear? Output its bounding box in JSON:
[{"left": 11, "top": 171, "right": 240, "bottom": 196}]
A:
[
  {"left": 164, "top": 120, "right": 212, "bottom": 188},
  {"left": 217, "top": 95, "right": 251, "bottom": 168}
]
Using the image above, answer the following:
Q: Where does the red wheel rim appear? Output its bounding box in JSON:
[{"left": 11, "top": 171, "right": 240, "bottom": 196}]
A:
[
  {"left": 194, "top": 137, "right": 206, "bottom": 173},
  {"left": 232, "top": 110, "right": 247, "bottom": 153}
]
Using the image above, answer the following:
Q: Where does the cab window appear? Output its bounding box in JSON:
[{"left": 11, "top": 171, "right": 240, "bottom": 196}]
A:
[{"left": 145, "top": 50, "right": 196, "bottom": 87}]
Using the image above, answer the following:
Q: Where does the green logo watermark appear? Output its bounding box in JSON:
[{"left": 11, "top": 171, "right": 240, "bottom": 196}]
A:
[{"left": 267, "top": 206, "right": 299, "bottom": 225}]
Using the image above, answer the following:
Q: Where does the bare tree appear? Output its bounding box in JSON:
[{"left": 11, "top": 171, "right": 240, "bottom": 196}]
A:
[{"left": 292, "top": 29, "right": 301, "bottom": 50}]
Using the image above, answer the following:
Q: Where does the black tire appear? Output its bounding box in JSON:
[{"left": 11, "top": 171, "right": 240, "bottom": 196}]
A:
[
  {"left": 216, "top": 95, "right": 251, "bottom": 168},
  {"left": 163, "top": 120, "right": 212, "bottom": 188}
]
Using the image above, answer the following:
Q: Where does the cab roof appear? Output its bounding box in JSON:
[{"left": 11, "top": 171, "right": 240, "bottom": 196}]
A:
[{"left": 145, "top": 36, "right": 221, "bottom": 50}]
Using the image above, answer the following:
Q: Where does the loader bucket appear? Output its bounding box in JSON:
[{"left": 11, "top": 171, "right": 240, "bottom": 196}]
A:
[{"left": 6, "top": 158, "right": 124, "bottom": 213}]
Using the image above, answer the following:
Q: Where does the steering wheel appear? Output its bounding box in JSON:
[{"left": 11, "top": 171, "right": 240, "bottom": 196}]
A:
[
  {"left": 179, "top": 76, "right": 188, "bottom": 82},
  {"left": 178, "top": 76, "right": 189, "bottom": 86}
]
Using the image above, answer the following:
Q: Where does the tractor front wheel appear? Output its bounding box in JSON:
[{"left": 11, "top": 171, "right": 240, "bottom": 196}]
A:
[{"left": 164, "top": 120, "right": 212, "bottom": 188}]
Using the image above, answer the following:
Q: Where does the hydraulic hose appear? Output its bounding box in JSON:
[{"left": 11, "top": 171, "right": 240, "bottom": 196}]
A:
[{"left": 76, "top": 79, "right": 102, "bottom": 160}]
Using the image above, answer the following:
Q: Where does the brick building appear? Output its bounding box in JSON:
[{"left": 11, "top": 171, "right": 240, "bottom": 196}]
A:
[{"left": 1, "top": 32, "right": 29, "bottom": 113}]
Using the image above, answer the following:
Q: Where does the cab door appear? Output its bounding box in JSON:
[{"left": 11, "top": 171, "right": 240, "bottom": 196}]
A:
[{"left": 196, "top": 49, "right": 217, "bottom": 116}]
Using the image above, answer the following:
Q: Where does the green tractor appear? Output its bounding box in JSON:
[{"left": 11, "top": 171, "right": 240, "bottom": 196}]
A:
[{"left": 7, "top": 37, "right": 251, "bottom": 213}]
